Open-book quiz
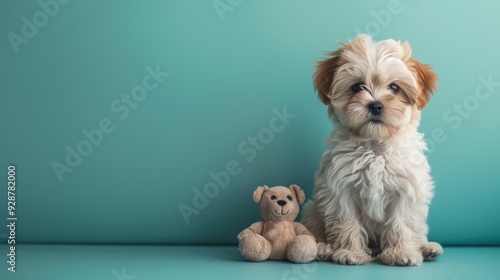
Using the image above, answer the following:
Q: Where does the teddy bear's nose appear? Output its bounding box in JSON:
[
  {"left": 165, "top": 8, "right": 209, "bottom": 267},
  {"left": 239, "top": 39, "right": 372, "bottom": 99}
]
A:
[{"left": 277, "top": 200, "right": 287, "bottom": 206}]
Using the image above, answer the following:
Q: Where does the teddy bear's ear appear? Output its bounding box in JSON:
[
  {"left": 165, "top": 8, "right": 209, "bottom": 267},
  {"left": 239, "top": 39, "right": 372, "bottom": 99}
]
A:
[
  {"left": 253, "top": 185, "right": 269, "bottom": 203},
  {"left": 289, "top": 184, "right": 305, "bottom": 204}
]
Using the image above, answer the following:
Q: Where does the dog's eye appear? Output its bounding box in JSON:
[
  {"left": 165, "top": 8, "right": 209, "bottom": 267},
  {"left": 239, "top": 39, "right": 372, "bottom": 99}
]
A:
[
  {"left": 271, "top": 195, "right": 277, "bottom": 200},
  {"left": 389, "top": 83, "right": 399, "bottom": 92},
  {"left": 287, "top": 195, "right": 292, "bottom": 201},
  {"left": 351, "top": 82, "right": 365, "bottom": 93}
]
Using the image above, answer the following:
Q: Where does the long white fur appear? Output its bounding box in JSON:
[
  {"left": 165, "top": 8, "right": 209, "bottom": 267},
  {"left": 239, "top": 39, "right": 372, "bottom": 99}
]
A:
[{"left": 302, "top": 35, "right": 442, "bottom": 266}]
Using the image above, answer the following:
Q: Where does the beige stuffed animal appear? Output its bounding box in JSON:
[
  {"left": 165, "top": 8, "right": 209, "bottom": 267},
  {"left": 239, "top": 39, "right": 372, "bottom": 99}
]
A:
[{"left": 237, "top": 185, "right": 318, "bottom": 263}]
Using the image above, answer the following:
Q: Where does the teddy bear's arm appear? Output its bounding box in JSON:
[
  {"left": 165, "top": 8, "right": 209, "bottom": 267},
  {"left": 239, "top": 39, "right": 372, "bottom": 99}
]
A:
[
  {"left": 237, "top": 222, "right": 264, "bottom": 240},
  {"left": 293, "top": 222, "right": 315, "bottom": 238}
]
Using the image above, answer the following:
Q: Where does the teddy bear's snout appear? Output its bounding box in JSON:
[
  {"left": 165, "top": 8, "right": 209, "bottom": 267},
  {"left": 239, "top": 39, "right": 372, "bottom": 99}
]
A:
[{"left": 277, "top": 200, "right": 287, "bottom": 206}]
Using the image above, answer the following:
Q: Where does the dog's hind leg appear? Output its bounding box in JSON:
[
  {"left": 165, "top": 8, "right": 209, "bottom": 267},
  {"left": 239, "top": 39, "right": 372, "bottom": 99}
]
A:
[
  {"left": 301, "top": 200, "right": 326, "bottom": 242},
  {"left": 301, "top": 200, "right": 334, "bottom": 261}
]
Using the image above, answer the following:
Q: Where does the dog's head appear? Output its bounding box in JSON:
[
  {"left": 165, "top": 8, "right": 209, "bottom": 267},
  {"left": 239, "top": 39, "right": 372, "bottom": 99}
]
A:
[
  {"left": 314, "top": 34, "right": 437, "bottom": 140},
  {"left": 253, "top": 185, "right": 305, "bottom": 222}
]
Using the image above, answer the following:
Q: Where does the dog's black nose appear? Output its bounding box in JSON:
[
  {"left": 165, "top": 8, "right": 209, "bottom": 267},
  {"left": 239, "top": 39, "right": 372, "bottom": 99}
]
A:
[
  {"left": 277, "top": 200, "right": 287, "bottom": 206},
  {"left": 368, "top": 101, "right": 384, "bottom": 115}
]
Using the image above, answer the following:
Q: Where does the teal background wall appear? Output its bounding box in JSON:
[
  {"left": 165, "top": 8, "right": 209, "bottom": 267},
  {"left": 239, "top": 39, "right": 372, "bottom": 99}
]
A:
[{"left": 1, "top": 0, "right": 499, "bottom": 246}]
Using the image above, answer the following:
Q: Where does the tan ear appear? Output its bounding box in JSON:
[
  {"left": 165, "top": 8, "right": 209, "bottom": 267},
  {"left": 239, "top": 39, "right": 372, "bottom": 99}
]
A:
[
  {"left": 253, "top": 185, "right": 269, "bottom": 203},
  {"left": 408, "top": 58, "right": 438, "bottom": 110},
  {"left": 313, "top": 50, "right": 341, "bottom": 105},
  {"left": 289, "top": 184, "right": 305, "bottom": 204}
]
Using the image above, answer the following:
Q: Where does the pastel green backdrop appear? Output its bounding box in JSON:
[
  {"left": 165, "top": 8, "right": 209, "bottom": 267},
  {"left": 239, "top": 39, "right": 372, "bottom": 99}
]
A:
[{"left": 1, "top": 0, "right": 499, "bottom": 246}]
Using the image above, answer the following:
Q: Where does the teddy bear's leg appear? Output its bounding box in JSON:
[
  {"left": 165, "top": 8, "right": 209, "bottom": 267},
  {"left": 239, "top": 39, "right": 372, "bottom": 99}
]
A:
[
  {"left": 239, "top": 234, "right": 272, "bottom": 261},
  {"left": 286, "top": 235, "right": 318, "bottom": 263}
]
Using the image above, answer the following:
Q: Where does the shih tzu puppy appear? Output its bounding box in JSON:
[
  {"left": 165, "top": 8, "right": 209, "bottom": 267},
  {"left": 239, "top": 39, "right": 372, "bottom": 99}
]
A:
[{"left": 301, "top": 34, "right": 442, "bottom": 266}]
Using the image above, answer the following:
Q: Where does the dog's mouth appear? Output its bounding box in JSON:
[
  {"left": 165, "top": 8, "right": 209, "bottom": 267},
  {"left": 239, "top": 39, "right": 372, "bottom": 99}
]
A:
[
  {"left": 367, "top": 117, "right": 384, "bottom": 124},
  {"left": 273, "top": 208, "right": 290, "bottom": 216}
]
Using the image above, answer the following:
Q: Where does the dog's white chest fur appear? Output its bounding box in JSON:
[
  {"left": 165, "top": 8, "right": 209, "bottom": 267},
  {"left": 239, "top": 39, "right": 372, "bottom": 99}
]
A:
[
  {"left": 352, "top": 142, "right": 400, "bottom": 222},
  {"left": 317, "top": 129, "right": 433, "bottom": 224}
]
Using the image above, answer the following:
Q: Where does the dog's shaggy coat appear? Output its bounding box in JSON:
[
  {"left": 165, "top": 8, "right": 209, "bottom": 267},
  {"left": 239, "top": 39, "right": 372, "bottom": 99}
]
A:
[{"left": 301, "top": 34, "right": 442, "bottom": 266}]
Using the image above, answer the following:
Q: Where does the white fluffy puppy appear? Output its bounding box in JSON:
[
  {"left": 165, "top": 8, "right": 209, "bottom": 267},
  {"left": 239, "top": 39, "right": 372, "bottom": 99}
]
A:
[{"left": 302, "top": 34, "right": 442, "bottom": 266}]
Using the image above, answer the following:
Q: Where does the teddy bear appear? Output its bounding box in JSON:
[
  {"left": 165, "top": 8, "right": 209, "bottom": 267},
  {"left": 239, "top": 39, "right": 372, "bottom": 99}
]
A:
[{"left": 237, "top": 184, "right": 318, "bottom": 263}]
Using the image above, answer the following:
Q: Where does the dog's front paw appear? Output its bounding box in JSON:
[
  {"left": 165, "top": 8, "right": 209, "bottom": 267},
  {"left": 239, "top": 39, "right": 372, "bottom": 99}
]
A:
[
  {"left": 421, "top": 242, "right": 443, "bottom": 260},
  {"left": 332, "top": 249, "right": 372, "bottom": 265},
  {"left": 378, "top": 248, "right": 423, "bottom": 266}
]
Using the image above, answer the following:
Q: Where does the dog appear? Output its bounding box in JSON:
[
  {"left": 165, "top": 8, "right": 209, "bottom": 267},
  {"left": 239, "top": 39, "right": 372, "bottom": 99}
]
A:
[{"left": 301, "top": 34, "right": 443, "bottom": 266}]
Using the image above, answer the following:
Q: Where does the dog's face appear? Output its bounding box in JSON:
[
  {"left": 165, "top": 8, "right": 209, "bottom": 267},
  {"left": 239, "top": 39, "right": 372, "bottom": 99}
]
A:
[
  {"left": 253, "top": 185, "right": 305, "bottom": 222},
  {"left": 314, "top": 34, "right": 437, "bottom": 140}
]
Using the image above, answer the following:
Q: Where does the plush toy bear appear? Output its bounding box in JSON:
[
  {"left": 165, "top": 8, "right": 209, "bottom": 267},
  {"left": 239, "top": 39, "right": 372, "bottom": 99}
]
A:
[{"left": 237, "top": 185, "right": 318, "bottom": 263}]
